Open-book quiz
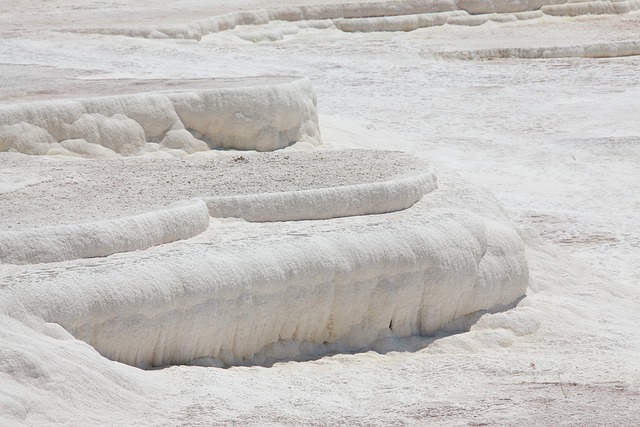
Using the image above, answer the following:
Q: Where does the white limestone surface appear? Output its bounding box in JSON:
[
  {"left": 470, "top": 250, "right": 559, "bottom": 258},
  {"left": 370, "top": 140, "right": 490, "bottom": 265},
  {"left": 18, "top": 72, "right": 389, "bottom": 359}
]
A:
[
  {"left": 0, "top": 150, "right": 429, "bottom": 228},
  {"left": 0, "top": 78, "right": 320, "bottom": 155}
]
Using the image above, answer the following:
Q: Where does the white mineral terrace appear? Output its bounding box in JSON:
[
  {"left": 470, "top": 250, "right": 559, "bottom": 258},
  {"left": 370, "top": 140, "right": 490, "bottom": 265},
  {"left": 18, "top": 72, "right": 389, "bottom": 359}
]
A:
[
  {"left": 0, "top": 76, "right": 527, "bottom": 368},
  {"left": 1, "top": 144, "right": 526, "bottom": 368},
  {"left": 0, "top": 78, "right": 320, "bottom": 154},
  {"left": 1, "top": 0, "right": 639, "bottom": 424},
  {"left": 41, "top": 0, "right": 640, "bottom": 40}
]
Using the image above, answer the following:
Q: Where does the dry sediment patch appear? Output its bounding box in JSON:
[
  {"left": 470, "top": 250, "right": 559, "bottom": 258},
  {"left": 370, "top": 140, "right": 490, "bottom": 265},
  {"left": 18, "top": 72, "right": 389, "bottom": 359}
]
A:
[{"left": 0, "top": 150, "right": 427, "bottom": 228}]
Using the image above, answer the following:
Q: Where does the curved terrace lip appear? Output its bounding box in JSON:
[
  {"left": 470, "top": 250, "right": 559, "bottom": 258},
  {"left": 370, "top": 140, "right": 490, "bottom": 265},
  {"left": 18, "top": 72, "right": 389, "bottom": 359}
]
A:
[{"left": 0, "top": 170, "right": 437, "bottom": 265}]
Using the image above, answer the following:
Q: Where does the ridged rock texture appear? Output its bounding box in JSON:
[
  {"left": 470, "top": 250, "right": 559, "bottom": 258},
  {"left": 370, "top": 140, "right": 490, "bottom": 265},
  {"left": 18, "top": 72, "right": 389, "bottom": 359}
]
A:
[
  {"left": 68, "top": 0, "right": 640, "bottom": 39},
  {"left": 0, "top": 79, "right": 320, "bottom": 156}
]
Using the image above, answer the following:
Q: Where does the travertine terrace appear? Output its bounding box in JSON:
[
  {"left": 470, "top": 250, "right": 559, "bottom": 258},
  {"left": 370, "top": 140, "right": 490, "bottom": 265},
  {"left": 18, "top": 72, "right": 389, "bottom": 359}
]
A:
[{"left": 1, "top": 0, "right": 639, "bottom": 425}]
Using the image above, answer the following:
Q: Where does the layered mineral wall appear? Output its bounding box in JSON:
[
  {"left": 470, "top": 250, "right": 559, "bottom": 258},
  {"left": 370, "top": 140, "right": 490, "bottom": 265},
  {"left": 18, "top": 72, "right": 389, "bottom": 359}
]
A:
[
  {"left": 67, "top": 0, "right": 640, "bottom": 39},
  {"left": 0, "top": 78, "right": 320, "bottom": 156}
]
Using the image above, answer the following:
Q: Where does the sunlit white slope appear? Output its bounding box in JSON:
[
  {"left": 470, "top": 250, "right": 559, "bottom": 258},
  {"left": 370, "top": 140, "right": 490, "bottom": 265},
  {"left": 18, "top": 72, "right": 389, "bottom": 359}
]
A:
[{"left": 0, "top": 313, "right": 166, "bottom": 425}]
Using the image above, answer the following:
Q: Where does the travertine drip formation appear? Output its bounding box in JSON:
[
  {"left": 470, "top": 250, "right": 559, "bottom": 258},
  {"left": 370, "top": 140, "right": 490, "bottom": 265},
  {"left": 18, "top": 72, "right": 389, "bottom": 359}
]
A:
[{"left": 0, "top": 79, "right": 320, "bottom": 156}]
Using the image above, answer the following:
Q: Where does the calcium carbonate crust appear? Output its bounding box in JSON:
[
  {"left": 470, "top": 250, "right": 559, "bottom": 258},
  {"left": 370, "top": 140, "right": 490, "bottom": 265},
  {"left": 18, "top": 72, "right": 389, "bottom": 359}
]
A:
[{"left": 0, "top": 78, "right": 320, "bottom": 156}]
